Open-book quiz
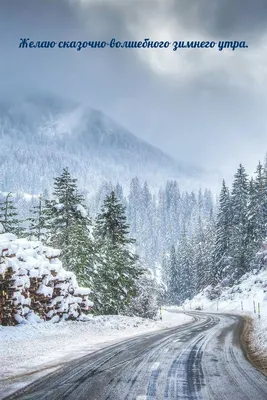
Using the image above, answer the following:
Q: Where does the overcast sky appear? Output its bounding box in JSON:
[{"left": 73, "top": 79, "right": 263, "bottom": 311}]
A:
[{"left": 2, "top": 0, "right": 267, "bottom": 184}]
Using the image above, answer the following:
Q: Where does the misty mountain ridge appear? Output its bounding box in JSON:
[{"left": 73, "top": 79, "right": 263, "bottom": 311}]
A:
[{"left": 0, "top": 95, "right": 218, "bottom": 195}]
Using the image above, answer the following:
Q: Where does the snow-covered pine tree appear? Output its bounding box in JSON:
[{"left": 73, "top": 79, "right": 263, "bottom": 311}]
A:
[
  {"left": 246, "top": 163, "right": 267, "bottom": 271},
  {"left": 177, "top": 228, "right": 193, "bottom": 302},
  {"left": 127, "top": 176, "right": 142, "bottom": 239},
  {"left": 27, "top": 195, "right": 47, "bottom": 242},
  {"left": 230, "top": 164, "right": 249, "bottom": 280},
  {"left": 43, "top": 168, "right": 93, "bottom": 281},
  {"left": 0, "top": 192, "right": 24, "bottom": 236},
  {"left": 203, "top": 189, "right": 214, "bottom": 219},
  {"left": 198, "top": 189, "right": 204, "bottom": 216},
  {"left": 167, "top": 245, "right": 180, "bottom": 305},
  {"left": 263, "top": 155, "right": 267, "bottom": 235},
  {"left": 92, "top": 181, "right": 113, "bottom": 216},
  {"left": 165, "top": 181, "right": 180, "bottom": 251},
  {"left": 182, "top": 191, "right": 198, "bottom": 238},
  {"left": 201, "top": 214, "right": 216, "bottom": 287},
  {"left": 114, "top": 183, "right": 124, "bottom": 203},
  {"left": 192, "top": 216, "right": 206, "bottom": 294},
  {"left": 66, "top": 212, "right": 94, "bottom": 286},
  {"left": 161, "top": 251, "right": 170, "bottom": 286},
  {"left": 246, "top": 177, "right": 257, "bottom": 263},
  {"left": 213, "top": 180, "right": 233, "bottom": 283},
  {"left": 247, "top": 164, "right": 267, "bottom": 246},
  {"left": 138, "top": 181, "right": 156, "bottom": 265},
  {"left": 93, "top": 191, "right": 143, "bottom": 315},
  {"left": 157, "top": 188, "right": 168, "bottom": 260}
]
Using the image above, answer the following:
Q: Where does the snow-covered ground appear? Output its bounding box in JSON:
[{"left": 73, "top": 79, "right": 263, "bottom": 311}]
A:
[
  {"left": 0, "top": 310, "right": 192, "bottom": 397},
  {"left": 179, "top": 269, "right": 267, "bottom": 370}
]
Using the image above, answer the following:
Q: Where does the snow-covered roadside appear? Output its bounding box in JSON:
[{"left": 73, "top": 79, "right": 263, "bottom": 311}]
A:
[
  {"left": 176, "top": 269, "right": 267, "bottom": 375},
  {"left": 0, "top": 311, "right": 192, "bottom": 397}
]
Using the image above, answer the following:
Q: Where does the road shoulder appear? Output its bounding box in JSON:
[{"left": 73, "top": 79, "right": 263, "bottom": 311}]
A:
[{"left": 0, "top": 311, "right": 193, "bottom": 398}]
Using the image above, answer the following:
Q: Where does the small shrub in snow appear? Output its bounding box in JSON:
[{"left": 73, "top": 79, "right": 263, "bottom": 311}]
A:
[
  {"left": 203, "top": 285, "right": 222, "bottom": 300},
  {"left": 221, "top": 277, "right": 231, "bottom": 287},
  {"left": 125, "top": 268, "right": 163, "bottom": 320}
]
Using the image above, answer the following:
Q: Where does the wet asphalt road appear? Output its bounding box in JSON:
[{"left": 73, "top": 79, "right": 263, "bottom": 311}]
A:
[{"left": 4, "top": 312, "right": 267, "bottom": 400}]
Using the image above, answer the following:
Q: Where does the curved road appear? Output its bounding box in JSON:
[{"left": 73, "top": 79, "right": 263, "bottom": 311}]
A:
[{"left": 5, "top": 312, "right": 267, "bottom": 400}]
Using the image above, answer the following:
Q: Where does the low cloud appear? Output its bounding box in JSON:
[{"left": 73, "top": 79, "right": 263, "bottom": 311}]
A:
[{"left": 73, "top": 0, "right": 267, "bottom": 92}]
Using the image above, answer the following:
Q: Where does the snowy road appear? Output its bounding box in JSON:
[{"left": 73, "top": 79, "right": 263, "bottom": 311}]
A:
[{"left": 4, "top": 312, "right": 267, "bottom": 400}]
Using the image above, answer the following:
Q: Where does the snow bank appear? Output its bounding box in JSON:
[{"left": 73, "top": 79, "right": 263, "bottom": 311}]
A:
[
  {"left": 180, "top": 267, "right": 267, "bottom": 373},
  {"left": 183, "top": 268, "right": 267, "bottom": 316},
  {"left": 0, "top": 234, "right": 93, "bottom": 326},
  {"left": 0, "top": 310, "right": 192, "bottom": 397}
]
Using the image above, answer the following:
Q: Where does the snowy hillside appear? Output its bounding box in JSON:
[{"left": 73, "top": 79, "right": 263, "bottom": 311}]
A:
[
  {"left": 0, "top": 95, "right": 213, "bottom": 194},
  {"left": 182, "top": 266, "right": 267, "bottom": 375},
  {"left": 183, "top": 268, "right": 267, "bottom": 316}
]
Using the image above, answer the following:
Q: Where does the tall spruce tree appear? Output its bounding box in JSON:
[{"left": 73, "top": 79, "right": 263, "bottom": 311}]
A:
[
  {"left": 230, "top": 164, "right": 249, "bottom": 280},
  {"left": 93, "top": 191, "right": 143, "bottom": 314},
  {"left": 246, "top": 177, "right": 257, "bottom": 260},
  {"left": 178, "top": 216, "right": 216, "bottom": 299},
  {"left": 44, "top": 168, "right": 93, "bottom": 281},
  {"left": 248, "top": 164, "right": 267, "bottom": 244},
  {"left": 202, "top": 215, "right": 216, "bottom": 287},
  {"left": 0, "top": 193, "right": 24, "bottom": 236},
  {"left": 167, "top": 245, "right": 180, "bottom": 304},
  {"left": 178, "top": 228, "right": 193, "bottom": 302},
  {"left": 213, "top": 180, "right": 232, "bottom": 283},
  {"left": 246, "top": 163, "right": 267, "bottom": 271},
  {"left": 161, "top": 251, "right": 171, "bottom": 296},
  {"left": 192, "top": 216, "right": 206, "bottom": 293},
  {"left": 27, "top": 195, "right": 47, "bottom": 242}
]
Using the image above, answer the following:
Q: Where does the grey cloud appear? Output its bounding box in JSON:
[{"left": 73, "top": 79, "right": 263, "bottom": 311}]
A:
[
  {"left": 0, "top": 0, "right": 266, "bottom": 185},
  {"left": 74, "top": 0, "right": 267, "bottom": 39},
  {"left": 168, "top": 0, "right": 267, "bottom": 37}
]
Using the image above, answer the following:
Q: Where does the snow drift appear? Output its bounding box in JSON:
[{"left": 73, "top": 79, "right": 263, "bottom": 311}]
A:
[
  {"left": 183, "top": 240, "right": 267, "bottom": 315},
  {"left": 180, "top": 242, "right": 267, "bottom": 376}
]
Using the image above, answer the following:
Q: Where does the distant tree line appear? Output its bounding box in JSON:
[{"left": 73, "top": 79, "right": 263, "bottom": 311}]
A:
[{"left": 163, "top": 158, "right": 267, "bottom": 304}]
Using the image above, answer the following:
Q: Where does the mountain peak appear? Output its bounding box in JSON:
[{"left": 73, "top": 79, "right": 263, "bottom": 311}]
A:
[{"left": 0, "top": 94, "right": 213, "bottom": 194}]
